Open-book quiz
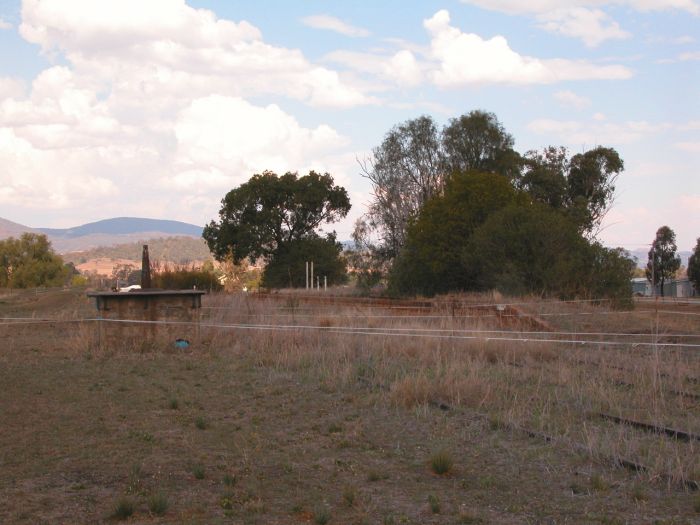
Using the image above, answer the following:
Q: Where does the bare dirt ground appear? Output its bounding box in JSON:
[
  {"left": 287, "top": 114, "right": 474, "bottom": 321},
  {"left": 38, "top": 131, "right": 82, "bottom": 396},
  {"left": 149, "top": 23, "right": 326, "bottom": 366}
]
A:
[{"left": 0, "top": 290, "right": 699, "bottom": 524}]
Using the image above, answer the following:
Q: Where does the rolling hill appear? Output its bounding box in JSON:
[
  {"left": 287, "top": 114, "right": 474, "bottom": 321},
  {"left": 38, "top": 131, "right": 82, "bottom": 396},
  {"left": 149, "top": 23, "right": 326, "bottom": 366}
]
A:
[
  {"left": 38, "top": 217, "right": 202, "bottom": 239},
  {"left": 0, "top": 216, "right": 204, "bottom": 253},
  {"left": 0, "top": 217, "right": 37, "bottom": 238}
]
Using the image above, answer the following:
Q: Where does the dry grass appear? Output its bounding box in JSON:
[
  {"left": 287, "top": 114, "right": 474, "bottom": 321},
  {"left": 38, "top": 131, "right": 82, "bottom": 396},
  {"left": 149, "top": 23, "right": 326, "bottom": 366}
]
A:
[{"left": 0, "top": 289, "right": 698, "bottom": 523}]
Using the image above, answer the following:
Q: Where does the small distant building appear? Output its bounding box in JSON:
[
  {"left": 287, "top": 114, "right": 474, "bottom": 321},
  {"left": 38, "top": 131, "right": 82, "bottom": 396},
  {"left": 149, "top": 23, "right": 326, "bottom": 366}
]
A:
[
  {"left": 669, "top": 278, "right": 696, "bottom": 298},
  {"left": 631, "top": 277, "right": 650, "bottom": 296},
  {"left": 631, "top": 277, "right": 697, "bottom": 298}
]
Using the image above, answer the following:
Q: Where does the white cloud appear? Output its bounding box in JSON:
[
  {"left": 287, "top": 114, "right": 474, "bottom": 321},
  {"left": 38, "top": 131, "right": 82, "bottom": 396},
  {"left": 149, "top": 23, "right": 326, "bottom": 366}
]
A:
[
  {"left": 675, "top": 141, "right": 700, "bottom": 152},
  {"left": 325, "top": 49, "right": 423, "bottom": 87},
  {"left": 173, "top": 95, "right": 347, "bottom": 189},
  {"left": 554, "top": 90, "right": 591, "bottom": 109},
  {"left": 537, "top": 8, "right": 630, "bottom": 47},
  {"left": 0, "top": 17, "right": 12, "bottom": 30},
  {"left": 0, "top": 77, "right": 25, "bottom": 100},
  {"left": 301, "top": 14, "right": 369, "bottom": 37},
  {"left": 424, "top": 10, "right": 632, "bottom": 86},
  {"left": 528, "top": 117, "right": 669, "bottom": 144},
  {"left": 673, "top": 35, "right": 696, "bottom": 44},
  {"left": 19, "top": 0, "right": 372, "bottom": 109},
  {"left": 678, "top": 51, "right": 700, "bottom": 61},
  {"left": 461, "top": 1, "right": 699, "bottom": 46},
  {"left": 460, "top": 1, "right": 700, "bottom": 16},
  {"left": 0, "top": 0, "right": 360, "bottom": 224},
  {"left": 0, "top": 127, "right": 118, "bottom": 208}
]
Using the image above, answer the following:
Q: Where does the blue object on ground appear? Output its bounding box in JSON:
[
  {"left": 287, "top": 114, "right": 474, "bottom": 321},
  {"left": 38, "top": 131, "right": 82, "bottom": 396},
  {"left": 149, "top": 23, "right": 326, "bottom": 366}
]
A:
[{"left": 174, "top": 338, "right": 190, "bottom": 349}]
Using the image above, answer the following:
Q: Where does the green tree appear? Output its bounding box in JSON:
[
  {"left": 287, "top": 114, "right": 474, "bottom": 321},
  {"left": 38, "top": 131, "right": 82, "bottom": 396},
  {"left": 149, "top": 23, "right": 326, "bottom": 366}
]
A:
[
  {"left": 361, "top": 115, "right": 445, "bottom": 260},
  {"left": 361, "top": 111, "right": 523, "bottom": 263},
  {"left": 585, "top": 244, "right": 636, "bottom": 307},
  {"left": 645, "top": 226, "right": 681, "bottom": 297},
  {"left": 462, "top": 203, "right": 590, "bottom": 297},
  {"left": 461, "top": 204, "right": 633, "bottom": 306},
  {"left": 0, "top": 233, "right": 70, "bottom": 288},
  {"left": 687, "top": 237, "right": 700, "bottom": 294},
  {"left": 261, "top": 234, "right": 347, "bottom": 289},
  {"left": 566, "top": 146, "right": 623, "bottom": 235},
  {"left": 520, "top": 146, "right": 569, "bottom": 209},
  {"left": 522, "top": 146, "right": 623, "bottom": 236},
  {"left": 442, "top": 110, "right": 521, "bottom": 181},
  {"left": 203, "top": 170, "right": 351, "bottom": 288},
  {"left": 389, "top": 171, "right": 518, "bottom": 296}
]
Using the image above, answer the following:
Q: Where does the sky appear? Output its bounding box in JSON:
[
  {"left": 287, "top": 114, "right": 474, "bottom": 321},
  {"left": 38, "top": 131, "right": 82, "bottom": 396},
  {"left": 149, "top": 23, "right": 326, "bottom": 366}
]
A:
[{"left": 0, "top": 0, "right": 698, "bottom": 251}]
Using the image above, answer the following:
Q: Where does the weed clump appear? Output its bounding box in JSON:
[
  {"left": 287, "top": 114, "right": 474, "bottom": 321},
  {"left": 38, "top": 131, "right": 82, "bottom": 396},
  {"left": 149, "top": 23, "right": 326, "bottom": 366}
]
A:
[
  {"left": 195, "top": 416, "right": 207, "bottom": 429},
  {"left": 223, "top": 473, "right": 237, "bottom": 486},
  {"left": 631, "top": 483, "right": 648, "bottom": 502},
  {"left": 427, "top": 494, "right": 440, "bottom": 513},
  {"left": 220, "top": 491, "right": 234, "bottom": 510},
  {"left": 193, "top": 464, "right": 205, "bottom": 479},
  {"left": 342, "top": 486, "right": 356, "bottom": 507},
  {"left": 430, "top": 450, "right": 454, "bottom": 475},
  {"left": 367, "top": 469, "right": 388, "bottom": 482},
  {"left": 327, "top": 422, "right": 342, "bottom": 434},
  {"left": 112, "top": 497, "right": 135, "bottom": 520},
  {"left": 148, "top": 492, "right": 168, "bottom": 516},
  {"left": 313, "top": 504, "right": 331, "bottom": 524},
  {"left": 590, "top": 474, "right": 609, "bottom": 492}
]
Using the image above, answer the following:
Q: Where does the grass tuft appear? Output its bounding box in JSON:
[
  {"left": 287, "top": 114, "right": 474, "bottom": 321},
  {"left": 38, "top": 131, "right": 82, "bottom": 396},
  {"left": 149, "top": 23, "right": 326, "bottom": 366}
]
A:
[
  {"left": 313, "top": 504, "right": 331, "bottom": 524},
  {"left": 427, "top": 494, "right": 440, "bottom": 514},
  {"left": 430, "top": 450, "right": 453, "bottom": 475},
  {"left": 147, "top": 491, "right": 168, "bottom": 516},
  {"left": 112, "top": 497, "right": 135, "bottom": 520},
  {"left": 631, "top": 483, "right": 648, "bottom": 502},
  {"left": 693, "top": 494, "right": 700, "bottom": 513},
  {"left": 367, "top": 469, "right": 388, "bottom": 482},
  {"left": 342, "top": 486, "right": 356, "bottom": 507},
  {"left": 192, "top": 464, "right": 205, "bottom": 479},
  {"left": 223, "top": 473, "right": 237, "bottom": 486},
  {"left": 590, "top": 474, "right": 609, "bottom": 492},
  {"left": 195, "top": 416, "right": 207, "bottom": 429}
]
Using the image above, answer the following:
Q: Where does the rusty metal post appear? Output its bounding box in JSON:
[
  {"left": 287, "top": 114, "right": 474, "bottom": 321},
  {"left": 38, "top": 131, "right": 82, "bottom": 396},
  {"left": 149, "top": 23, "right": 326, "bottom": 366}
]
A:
[{"left": 141, "top": 244, "right": 152, "bottom": 289}]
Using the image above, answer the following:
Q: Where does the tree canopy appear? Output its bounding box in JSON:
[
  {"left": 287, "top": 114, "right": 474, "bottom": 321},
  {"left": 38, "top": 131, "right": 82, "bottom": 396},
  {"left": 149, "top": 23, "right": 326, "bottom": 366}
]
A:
[
  {"left": 521, "top": 146, "right": 623, "bottom": 235},
  {"left": 442, "top": 110, "right": 520, "bottom": 180},
  {"left": 203, "top": 170, "right": 351, "bottom": 288},
  {"left": 204, "top": 170, "right": 350, "bottom": 262},
  {"left": 388, "top": 171, "right": 518, "bottom": 296},
  {"left": 261, "top": 233, "right": 347, "bottom": 289},
  {"left": 0, "top": 233, "right": 70, "bottom": 288},
  {"left": 388, "top": 182, "right": 635, "bottom": 304},
  {"left": 688, "top": 237, "right": 700, "bottom": 294},
  {"left": 645, "top": 225, "right": 681, "bottom": 296},
  {"left": 361, "top": 110, "right": 623, "bottom": 267}
]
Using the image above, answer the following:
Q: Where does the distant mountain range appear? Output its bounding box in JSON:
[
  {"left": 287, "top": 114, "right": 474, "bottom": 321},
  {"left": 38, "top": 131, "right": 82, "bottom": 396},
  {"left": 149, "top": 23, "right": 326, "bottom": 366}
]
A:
[
  {"left": 0, "top": 216, "right": 203, "bottom": 253},
  {"left": 628, "top": 249, "right": 691, "bottom": 269}
]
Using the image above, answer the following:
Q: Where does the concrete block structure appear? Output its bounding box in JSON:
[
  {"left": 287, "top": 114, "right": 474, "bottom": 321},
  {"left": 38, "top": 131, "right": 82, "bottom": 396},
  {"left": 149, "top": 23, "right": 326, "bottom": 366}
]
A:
[{"left": 87, "top": 289, "right": 206, "bottom": 349}]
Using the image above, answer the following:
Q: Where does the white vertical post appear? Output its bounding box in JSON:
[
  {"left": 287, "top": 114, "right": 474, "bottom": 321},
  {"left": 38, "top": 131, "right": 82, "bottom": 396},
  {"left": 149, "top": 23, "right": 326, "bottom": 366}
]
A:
[
  {"left": 324, "top": 276, "right": 327, "bottom": 291},
  {"left": 310, "top": 261, "right": 314, "bottom": 290},
  {"left": 305, "top": 261, "right": 308, "bottom": 289}
]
